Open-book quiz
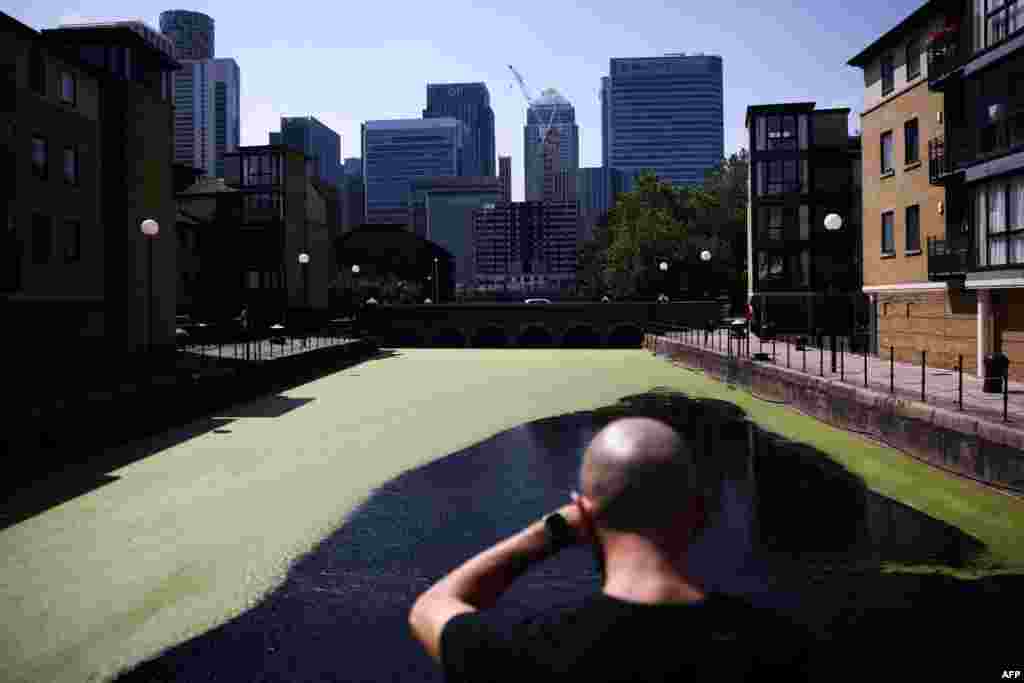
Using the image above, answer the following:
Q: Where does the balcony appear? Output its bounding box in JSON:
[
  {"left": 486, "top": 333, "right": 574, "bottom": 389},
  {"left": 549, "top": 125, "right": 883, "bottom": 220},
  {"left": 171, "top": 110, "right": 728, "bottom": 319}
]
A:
[
  {"left": 927, "top": 31, "right": 964, "bottom": 87},
  {"left": 927, "top": 237, "right": 973, "bottom": 280}
]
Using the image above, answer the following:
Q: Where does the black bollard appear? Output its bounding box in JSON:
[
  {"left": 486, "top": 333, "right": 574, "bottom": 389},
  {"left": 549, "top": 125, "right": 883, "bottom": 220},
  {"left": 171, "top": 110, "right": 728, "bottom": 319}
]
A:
[
  {"left": 1005, "top": 362, "right": 1010, "bottom": 423},
  {"left": 820, "top": 344, "right": 824, "bottom": 377},
  {"left": 787, "top": 336, "right": 790, "bottom": 368},
  {"left": 890, "top": 346, "right": 895, "bottom": 394},
  {"left": 958, "top": 355, "right": 963, "bottom": 412},
  {"left": 840, "top": 339, "right": 845, "bottom": 382},
  {"left": 921, "top": 350, "right": 926, "bottom": 403},
  {"left": 864, "top": 346, "right": 868, "bottom": 389}
]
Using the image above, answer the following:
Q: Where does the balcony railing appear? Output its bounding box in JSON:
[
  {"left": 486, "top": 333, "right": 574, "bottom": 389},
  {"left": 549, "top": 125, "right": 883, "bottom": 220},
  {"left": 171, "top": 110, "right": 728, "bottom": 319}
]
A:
[
  {"left": 927, "top": 236, "right": 973, "bottom": 280},
  {"left": 928, "top": 135, "right": 954, "bottom": 183},
  {"left": 927, "top": 33, "right": 963, "bottom": 84}
]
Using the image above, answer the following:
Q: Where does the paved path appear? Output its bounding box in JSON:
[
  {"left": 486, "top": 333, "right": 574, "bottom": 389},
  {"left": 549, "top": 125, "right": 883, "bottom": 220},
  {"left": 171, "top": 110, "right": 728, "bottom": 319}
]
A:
[{"left": 659, "top": 330, "right": 1024, "bottom": 428}]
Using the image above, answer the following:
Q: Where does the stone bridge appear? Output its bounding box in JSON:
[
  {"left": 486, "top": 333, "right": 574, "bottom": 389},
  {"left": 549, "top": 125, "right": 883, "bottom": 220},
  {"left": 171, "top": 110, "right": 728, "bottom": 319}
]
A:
[{"left": 363, "top": 301, "right": 724, "bottom": 348}]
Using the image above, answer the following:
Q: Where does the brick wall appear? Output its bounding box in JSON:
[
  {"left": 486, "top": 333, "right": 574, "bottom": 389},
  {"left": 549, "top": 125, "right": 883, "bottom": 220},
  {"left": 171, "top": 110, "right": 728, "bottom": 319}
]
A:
[
  {"left": 877, "top": 288, "right": 977, "bottom": 373},
  {"left": 861, "top": 80, "right": 946, "bottom": 288}
]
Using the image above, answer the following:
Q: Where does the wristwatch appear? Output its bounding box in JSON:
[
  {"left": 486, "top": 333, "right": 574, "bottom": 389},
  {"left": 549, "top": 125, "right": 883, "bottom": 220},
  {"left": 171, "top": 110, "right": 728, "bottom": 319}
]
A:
[{"left": 543, "top": 512, "right": 575, "bottom": 553}]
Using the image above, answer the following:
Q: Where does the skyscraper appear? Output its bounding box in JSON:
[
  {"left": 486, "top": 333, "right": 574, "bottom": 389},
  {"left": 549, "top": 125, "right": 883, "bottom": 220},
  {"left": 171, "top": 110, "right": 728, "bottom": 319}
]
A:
[
  {"left": 159, "top": 9, "right": 214, "bottom": 59},
  {"left": 424, "top": 82, "right": 495, "bottom": 177},
  {"left": 269, "top": 116, "right": 344, "bottom": 187},
  {"left": 525, "top": 89, "right": 578, "bottom": 201},
  {"left": 498, "top": 156, "right": 511, "bottom": 203},
  {"left": 172, "top": 57, "right": 240, "bottom": 177},
  {"left": 361, "top": 118, "right": 467, "bottom": 225},
  {"left": 603, "top": 53, "right": 723, "bottom": 187}
]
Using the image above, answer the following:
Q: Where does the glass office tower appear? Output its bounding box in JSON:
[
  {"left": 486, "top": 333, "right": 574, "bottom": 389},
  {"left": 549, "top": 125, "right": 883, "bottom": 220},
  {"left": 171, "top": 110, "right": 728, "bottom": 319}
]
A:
[
  {"left": 361, "top": 118, "right": 466, "bottom": 225},
  {"left": 159, "top": 9, "right": 214, "bottom": 60},
  {"left": 424, "top": 83, "right": 495, "bottom": 177},
  {"left": 603, "top": 54, "right": 723, "bottom": 187}
]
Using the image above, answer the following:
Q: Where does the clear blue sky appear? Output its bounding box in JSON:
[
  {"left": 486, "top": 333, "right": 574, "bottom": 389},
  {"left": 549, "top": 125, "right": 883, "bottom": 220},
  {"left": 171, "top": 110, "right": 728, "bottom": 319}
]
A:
[{"left": 9, "top": 0, "right": 925, "bottom": 200}]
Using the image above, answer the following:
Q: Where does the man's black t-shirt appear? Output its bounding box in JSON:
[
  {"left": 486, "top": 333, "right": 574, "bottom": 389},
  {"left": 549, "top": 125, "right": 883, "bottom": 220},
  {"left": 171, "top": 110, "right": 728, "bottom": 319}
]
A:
[{"left": 440, "top": 591, "right": 817, "bottom": 682}]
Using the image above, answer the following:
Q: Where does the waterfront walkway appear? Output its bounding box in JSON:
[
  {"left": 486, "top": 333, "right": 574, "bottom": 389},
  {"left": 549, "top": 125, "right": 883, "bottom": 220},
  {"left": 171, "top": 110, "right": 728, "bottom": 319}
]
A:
[{"left": 656, "top": 329, "right": 1024, "bottom": 428}]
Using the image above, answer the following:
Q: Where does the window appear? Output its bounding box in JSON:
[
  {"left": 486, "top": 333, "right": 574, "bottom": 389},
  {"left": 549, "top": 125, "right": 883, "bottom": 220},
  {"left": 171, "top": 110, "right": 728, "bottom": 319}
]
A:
[
  {"left": 765, "top": 160, "right": 800, "bottom": 194},
  {"left": 986, "top": 0, "right": 1024, "bottom": 48},
  {"left": 60, "top": 71, "right": 76, "bottom": 105},
  {"left": 765, "top": 114, "right": 798, "bottom": 150},
  {"left": 976, "top": 177, "right": 1024, "bottom": 266},
  {"left": 905, "top": 205, "right": 921, "bottom": 253},
  {"left": 768, "top": 206, "right": 783, "bottom": 240},
  {"left": 246, "top": 271, "right": 260, "bottom": 289},
  {"left": 32, "top": 214, "right": 52, "bottom": 264},
  {"left": 29, "top": 47, "right": 45, "bottom": 95},
  {"left": 882, "top": 211, "right": 895, "bottom": 254},
  {"left": 881, "top": 131, "right": 894, "bottom": 174},
  {"left": 904, "top": 119, "right": 919, "bottom": 164},
  {"left": 64, "top": 146, "right": 78, "bottom": 185},
  {"left": 63, "top": 220, "right": 81, "bottom": 263},
  {"left": 31, "top": 135, "right": 47, "bottom": 180},
  {"left": 906, "top": 38, "right": 921, "bottom": 80},
  {"left": 881, "top": 54, "right": 895, "bottom": 95}
]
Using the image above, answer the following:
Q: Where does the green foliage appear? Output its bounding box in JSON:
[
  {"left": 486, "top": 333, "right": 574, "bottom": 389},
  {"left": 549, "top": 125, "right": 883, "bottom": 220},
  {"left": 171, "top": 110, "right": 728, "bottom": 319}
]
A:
[{"left": 576, "top": 154, "right": 749, "bottom": 301}]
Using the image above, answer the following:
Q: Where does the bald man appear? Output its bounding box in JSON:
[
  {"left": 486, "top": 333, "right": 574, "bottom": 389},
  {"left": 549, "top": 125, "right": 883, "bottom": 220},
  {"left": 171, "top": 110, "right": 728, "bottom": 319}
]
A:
[{"left": 409, "top": 417, "right": 817, "bottom": 682}]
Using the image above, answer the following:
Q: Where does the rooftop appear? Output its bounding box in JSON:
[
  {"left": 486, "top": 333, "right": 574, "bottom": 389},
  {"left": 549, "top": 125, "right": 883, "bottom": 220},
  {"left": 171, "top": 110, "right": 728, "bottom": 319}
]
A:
[{"left": 847, "top": 0, "right": 958, "bottom": 67}]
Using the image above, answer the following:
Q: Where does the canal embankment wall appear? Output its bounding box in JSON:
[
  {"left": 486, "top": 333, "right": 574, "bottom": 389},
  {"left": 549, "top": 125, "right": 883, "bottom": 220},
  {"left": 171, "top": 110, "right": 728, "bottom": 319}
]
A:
[{"left": 643, "top": 334, "right": 1024, "bottom": 495}]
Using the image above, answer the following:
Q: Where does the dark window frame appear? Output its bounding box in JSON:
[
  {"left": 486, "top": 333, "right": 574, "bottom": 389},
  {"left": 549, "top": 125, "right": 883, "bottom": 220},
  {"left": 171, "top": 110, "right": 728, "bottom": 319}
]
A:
[
  {"left": 31, "top": 134, "right": 48, "bottom": 180},
  {"left": 881, "top": 54, "right": 895, "bottom": 95},
  {"left": 976, "top": 178, "right": 1024, "bottom": 267},
  {"left": 765, "top": 114, "right": 798, "bottom": 150},
  {"left": 906, "top": 37, "right": 921, "bottom": 80},
  {"left": 32, "top": 213, "right": 52, "bottom": 264},
  {"left": 63, "top": 219, "right": 81, "bottom": 263},
  {"left": 60, "top": 70, "right": 76, "bottom": 106},
  {"left": 905, "top": 205, "right": 921, "bottom": 253},
  {"left": 881, "top": 130, "right": 894, "bottom": 174},
  {"left": 63, "top": 145, "right": 79, "bottom": 186},
  {"left": 904, "top": 119, "right": 919, "bottom": 164},
  {"left": 882, "top": 210, "right": 895, "bottom": 255},
  {"left": 985, "top": 0, "right": 1024, "bottom": 49}
]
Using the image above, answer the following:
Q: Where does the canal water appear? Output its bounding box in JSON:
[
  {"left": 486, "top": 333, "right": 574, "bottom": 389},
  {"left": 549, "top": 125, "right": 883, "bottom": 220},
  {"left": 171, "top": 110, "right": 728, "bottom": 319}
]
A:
[{"left": 118, "top": 389, "right": 986, "bottom": 682}]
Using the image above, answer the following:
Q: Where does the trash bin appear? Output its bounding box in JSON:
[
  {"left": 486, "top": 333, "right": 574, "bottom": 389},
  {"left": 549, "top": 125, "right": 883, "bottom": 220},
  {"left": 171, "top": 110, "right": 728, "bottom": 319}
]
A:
[
  {"left": 730, "top": 319, "right": 747, "bottom": 339},
  {"left": 983, "top": 352, "right": 1009, "bottom": 393}
]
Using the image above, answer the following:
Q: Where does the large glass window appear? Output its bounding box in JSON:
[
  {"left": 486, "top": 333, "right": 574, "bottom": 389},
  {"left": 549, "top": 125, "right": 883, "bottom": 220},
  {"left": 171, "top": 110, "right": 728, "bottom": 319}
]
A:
[
  {"left": 905, "top": 205, "right": 921, "bottom": 253},
  {"left": 31, "top": 135, "right": 47, "bottom": 180},
  {"left": 64, "top": 146, "right": 78, "bottom": 185},
  {"left": 972, "top": 177, "right": 1024, "bottom": 266},
  {"left": 882, "top": 211, "right": 895, "bottom": 254},
  {"left": 63, "top": 219, "right": 81, "bottom": 263},
  {"left": 986, "top": 0, "right": 1024, "bottom": 47},
  {"left": 881, "top": 55, "right": 895, "bottom": 95},
  {"left": 764, "top": 160, "right": 800, "bottom": 194},
  {"left": 60, "top": 71, "right": 76, "bottom": 105},
  {"left": 881, "top": 131, "right": 894, "bottom": 174},
  {"left": 765, "top": 114, "right": 798, "bottom": 150},
  {"left": 32, "top": 214, "right": 51, "bottom": 264},
  {"left": 906, "top": 38, "right": 921, "bottom": 80},
  {"left": 904, "top": 119, "right": 919, "bottom": 164}
]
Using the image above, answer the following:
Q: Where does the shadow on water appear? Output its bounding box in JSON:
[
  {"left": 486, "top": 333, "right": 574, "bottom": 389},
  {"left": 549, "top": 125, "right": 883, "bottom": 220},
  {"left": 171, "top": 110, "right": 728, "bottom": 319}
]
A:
[{"left": 117, "top": 389, "right": 1019, "bottom": 682}]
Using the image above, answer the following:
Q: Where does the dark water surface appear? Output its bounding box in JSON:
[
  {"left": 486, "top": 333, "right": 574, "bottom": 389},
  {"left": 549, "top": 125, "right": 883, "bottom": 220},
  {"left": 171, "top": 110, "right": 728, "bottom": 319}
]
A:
[{"left": 118, "top": 389, "right": 1015, "bottom": 682}]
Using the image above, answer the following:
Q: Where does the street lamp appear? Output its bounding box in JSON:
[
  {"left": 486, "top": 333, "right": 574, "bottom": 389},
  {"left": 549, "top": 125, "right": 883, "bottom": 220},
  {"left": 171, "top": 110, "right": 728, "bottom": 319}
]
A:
[
  {"left": 433, "top": 256, "right": 439, "bottom": 303},
  {"left": 824, "top": 214, "right": 843, "bottom": 372},
  {"left": 699, "top": 249, "right": 712, "bottom": 299},
  {"left": 140, "top": 219, "right": 159, "bottom": 359},
  {"left": 298, "top": 252, "right": 310, "bottom": 309},
  {"left": 658, "top": 260, "right": 669, "bottom": 302}
]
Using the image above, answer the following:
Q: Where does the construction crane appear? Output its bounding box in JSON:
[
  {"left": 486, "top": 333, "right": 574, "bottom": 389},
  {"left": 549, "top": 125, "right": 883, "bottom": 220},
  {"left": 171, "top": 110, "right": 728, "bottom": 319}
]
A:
[{"left": 508, "top": 65, "right": 562, "bottom": 152}]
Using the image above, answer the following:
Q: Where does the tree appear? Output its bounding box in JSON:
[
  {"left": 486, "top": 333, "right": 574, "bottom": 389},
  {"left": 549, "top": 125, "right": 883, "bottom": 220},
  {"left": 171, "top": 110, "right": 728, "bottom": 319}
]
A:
[{"left": 700, "top": 149, "right": 749, "bottom": 306}]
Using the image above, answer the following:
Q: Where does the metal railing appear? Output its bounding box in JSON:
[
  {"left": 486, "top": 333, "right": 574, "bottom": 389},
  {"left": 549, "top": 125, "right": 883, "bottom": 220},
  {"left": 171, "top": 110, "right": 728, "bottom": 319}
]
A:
[
  {"left": 927, "top": 236, "right": 974, "bottom": 279},
  {"left": 648, "top": 327, "right": 1014, "bottom": 424}
]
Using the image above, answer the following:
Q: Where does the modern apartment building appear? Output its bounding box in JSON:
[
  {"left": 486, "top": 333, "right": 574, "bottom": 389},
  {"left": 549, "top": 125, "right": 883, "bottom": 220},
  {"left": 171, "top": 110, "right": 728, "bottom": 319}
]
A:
[
  {"left": 3, "top": 14, "right": 180, "bottom": 360},
  {"left": 172, "top": 56, "right": 239, "bottom": 177},
  {"left": 424, "top": 82, "right": 495, "bottom": 177},
  {"left": 746, "top": 103, "right": 865, "bottom": 337},
  {"left": 603, "top": 54, "right": 724, "bottom": 187},
  {"left": 525, "top": 89, "right": 578, "bottom": 201},
  {"left": 847, "top": 1, "right": 985, "bottom": 374},
  {"left": 217, "top": 144, "right": 334, "bottom": 314},
  {"left": 158, "top": 9, "right": 214, "bottom": 60},
  {"left": 361, "top": 118, "right": 466, "bottom": 225},
  {"left": 408, "top": 176, "right": 502, "bottom": 288},
  {"left": 499, "top": 155, "right": 511, "bottom": 203},
  {"left": 473, "top": 201, "right": 578, "bottom": 293}
]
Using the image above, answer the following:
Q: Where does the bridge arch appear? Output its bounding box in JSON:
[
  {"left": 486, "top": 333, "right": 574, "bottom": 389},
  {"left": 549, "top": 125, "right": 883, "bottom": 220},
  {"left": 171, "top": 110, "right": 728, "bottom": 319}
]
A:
[
  {"left": 607, "top": 323, "right": 644, "bottom": 348},
  {"left": 433, "top": 327, "right": 467, "bottom": 348},
  {"left": 518, "top": 323, "right": 556, "bottom": 348},
  {"left": 471, "top": 324, "right": 508, "bottom": 348},
  {"left": 561, "top": 322, "right": 603, "bottom": 348}
]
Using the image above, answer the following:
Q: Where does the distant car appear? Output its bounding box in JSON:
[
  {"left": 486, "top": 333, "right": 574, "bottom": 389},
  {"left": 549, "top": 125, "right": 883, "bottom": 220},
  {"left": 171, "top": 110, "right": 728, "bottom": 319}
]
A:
[{"left": 524, "top": 298, "right": 552, "bottom": 304}]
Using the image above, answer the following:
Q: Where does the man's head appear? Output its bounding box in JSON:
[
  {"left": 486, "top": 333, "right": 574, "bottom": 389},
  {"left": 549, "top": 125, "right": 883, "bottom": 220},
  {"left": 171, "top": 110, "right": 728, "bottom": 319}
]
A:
[{"left": 578, "top": 417, "right": 703, "bottom": 544}]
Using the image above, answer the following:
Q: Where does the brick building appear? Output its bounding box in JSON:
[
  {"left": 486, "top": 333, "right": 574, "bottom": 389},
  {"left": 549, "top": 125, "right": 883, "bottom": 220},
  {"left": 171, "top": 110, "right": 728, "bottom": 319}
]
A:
[
  {"left": 2, "top": 13, "right": 180, "bottom": 370},
  {"left": 848, "top": 0, "right": 1007, "bottom": 379}
]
